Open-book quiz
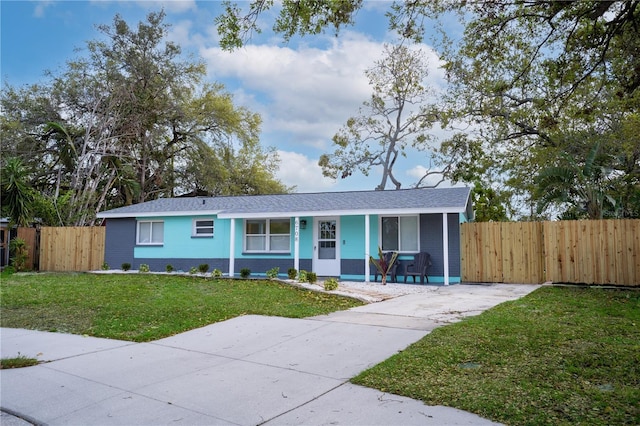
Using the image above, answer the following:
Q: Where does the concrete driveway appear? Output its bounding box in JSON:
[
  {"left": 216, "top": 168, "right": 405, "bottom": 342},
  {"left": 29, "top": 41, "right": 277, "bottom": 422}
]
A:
[{"left": 1, "top": 283, "right": 539, "bottom": 425}]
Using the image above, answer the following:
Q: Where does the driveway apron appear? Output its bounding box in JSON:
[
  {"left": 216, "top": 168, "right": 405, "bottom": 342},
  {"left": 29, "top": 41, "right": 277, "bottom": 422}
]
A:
[{"left": 1, "top": 284, "right": 539, "bottom": 425}]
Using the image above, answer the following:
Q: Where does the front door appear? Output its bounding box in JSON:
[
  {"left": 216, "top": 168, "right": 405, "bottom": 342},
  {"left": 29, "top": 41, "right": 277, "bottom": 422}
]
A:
[{"left": 313, "top": 217, "right": 340, "bottom": 276}]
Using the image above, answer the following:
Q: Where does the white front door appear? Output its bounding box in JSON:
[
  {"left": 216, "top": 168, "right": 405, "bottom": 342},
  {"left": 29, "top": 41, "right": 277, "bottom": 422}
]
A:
[{"left": 313, "top": 217, "right": 340, "bottom": 276}]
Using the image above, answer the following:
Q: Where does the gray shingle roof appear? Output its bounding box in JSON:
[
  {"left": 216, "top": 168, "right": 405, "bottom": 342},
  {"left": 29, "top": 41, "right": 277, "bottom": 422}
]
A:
[{"left": 97, "top": 187, "right": 472, "bottom": 219}]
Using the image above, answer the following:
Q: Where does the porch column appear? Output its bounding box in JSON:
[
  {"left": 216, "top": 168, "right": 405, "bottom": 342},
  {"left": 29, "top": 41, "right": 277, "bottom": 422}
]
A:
[
  {"left": 229, "top": 218, "right": 235, "bottom": 278},
  {"left": 294, "top": 217, "right": 300, "bottom": 272},
  {"left": 442, "top": 213, "right": 449, "bottom": 286},
  {"left": 365, "top": 214, "right": 370, "bottom": 283}
]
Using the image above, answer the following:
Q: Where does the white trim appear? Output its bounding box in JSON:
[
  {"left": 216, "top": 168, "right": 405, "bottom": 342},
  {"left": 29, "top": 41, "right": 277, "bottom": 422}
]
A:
[
  {"left": 100, "top": 207, "right": 467, "bottom": 220},
  {"left": 98, "top": 210, "right": 223, "bottom": 219},
  {"left": 313, "top": 217, "right": 341, "bottom": 276},
  {"left": 217, "top": 207, "right": 466, "bottom": 219},
  {"left": 243, "top": 218, "right": 291, "bottom": 253},
  {"left": 229, "top": 218, "right": 235, "bottom": 277},
  {"left": 136, "top": 220, "right": 164, "bottom": 245},
  {"left": 443, "top": 213, "right": 450, "bottom": 286},
  {"left": 365, "top": 214, "right": 370, "bottom": 283},
  {"left": 378, "top": 214, "right": 420, "bottom": 253},
  {"left": 294, "top": 217, "right": 300, "bottom": 272},
  {"left": 192, "top": 218, "right": 214, "bottom": 237}
]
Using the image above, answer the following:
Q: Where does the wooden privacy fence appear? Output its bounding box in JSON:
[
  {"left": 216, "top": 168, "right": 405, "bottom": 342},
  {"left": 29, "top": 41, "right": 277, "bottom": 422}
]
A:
[
  {"left": 39, "top": 227, "right": 105, "bottom": 272},
  {"left": 17, "top": 227, "right": 38, "bottom": 270},
  {"left": 461, "top": 220, "right": 640, "bottom": 286}
]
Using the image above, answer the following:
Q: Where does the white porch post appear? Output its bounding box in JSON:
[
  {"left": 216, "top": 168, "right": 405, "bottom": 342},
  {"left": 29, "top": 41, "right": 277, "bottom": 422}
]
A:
[
  {"left": 229, "top": 218, "right": 235, "bottom": 278},
  {"left": 365, "top": 214, "right": 370, "bottom": 283},
  {"left": 294, "top": 217, "right": 300, "bottom": 272},
  {"left": 442, "top": 213, "right": 449, "bottom": 286}
]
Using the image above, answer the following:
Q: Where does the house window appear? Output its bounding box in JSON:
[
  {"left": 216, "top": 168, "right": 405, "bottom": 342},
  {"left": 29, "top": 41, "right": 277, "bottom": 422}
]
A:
[
  {"left": 381, "top": 216, "right": 418, "bottom": 252},
  {"left": 245, "top": 219, "right": 290, "bottom": 252},
  {"left": 137, "top": 220, "right": 164, "bottom": 245},
  {"left": 192, "top": 219, "right": 214, "bottom": 237}
]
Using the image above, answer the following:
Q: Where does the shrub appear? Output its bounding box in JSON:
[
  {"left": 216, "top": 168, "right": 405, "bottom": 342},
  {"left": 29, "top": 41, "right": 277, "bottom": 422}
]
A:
[
  {"left": 307, "top": 272, "right": 317, "bottom": 283},
  {"left": 287, "top": 268, "right": 297, "bottom": 280},
  {"left": 266, "top": 266, "right": 279, "bottom": 279},
  {"left": 101, "top": 262, "right": 109, "bottom": 271},
  {"left": 240, "top": 268, "right": 251, "bottom": 278},
  {"left": 212, "top": 268, "right": 223, "bottom": 278},
  {"left": 189, "top": 266, "right": 198, "bottom": 275},
  {"left": 324, "top": 278, "right": 339, "bottom": 291},
  {"left": 165, "top": 264, "right": 174, "bottom": 273},
  {"left": 121, "top": 262, "right": 131, "bottom": 271},
  {"left": 298, "top": 270, "right": 307, "bottom": 282},
  {"left": 9, "top": 238, "right": 28, "bottom": 272},
  {"left": 139, "top": 264, "right": 150, "bottom": 273},
  {"left": 198, "top": 264, "right": 210, "bottom": 274}
]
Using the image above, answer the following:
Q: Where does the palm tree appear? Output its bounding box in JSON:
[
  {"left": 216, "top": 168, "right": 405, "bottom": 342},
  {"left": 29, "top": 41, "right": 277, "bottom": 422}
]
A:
[
  {"left": 1, "top": 157, "right": 34, "bottom": 226},
  {"left": 535, "top": 143, "right": 616, "bottom": 219}
]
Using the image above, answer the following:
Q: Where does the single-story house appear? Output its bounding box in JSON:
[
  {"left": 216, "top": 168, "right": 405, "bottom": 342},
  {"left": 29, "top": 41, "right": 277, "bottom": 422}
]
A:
[{"left": 96, "top": 187, "right": 473, "bottom": 285}]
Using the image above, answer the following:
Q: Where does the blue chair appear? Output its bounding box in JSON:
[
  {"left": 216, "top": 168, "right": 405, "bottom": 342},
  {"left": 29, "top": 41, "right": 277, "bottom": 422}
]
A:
[{"left": 404, "top": 252, "right": 432, "bottom": 284}]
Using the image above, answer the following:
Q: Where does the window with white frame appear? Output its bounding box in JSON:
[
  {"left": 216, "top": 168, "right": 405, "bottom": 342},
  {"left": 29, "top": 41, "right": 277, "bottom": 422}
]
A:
[
  {"left": 244, "top": 218, "right": 290, "bottom": 252},
  {"left": 137, "top": 220, "right": 164, "bottom": 245},
  {"left": 380, "top": 216, "right": 419, "bottom": 252},
  {"left": 192, "top": 218, "right": 214, "bottom": 237}
]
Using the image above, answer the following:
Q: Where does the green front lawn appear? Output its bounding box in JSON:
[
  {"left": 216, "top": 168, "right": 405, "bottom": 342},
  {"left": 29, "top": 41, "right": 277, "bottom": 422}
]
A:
[
  {"left": 0, "top": 272, "right": 363, "bottom": 342},
  {"left": 353, "top": 286, "right": 640, "bottom": 425}
]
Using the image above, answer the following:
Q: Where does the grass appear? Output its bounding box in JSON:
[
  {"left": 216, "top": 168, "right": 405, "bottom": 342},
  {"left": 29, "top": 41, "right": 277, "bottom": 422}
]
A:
[
  {"left": 0, "top": 272, "right": 363, "bottom": 342},
  {"left": 352, "top": 286, "right": 640, "bottom": 425},
  {"left": 0, "top": 354, "right": 39, "bottom": 369}
]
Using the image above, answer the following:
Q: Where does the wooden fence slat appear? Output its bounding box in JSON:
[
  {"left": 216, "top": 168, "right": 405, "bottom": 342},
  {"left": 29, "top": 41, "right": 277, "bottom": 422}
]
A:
[
  {"left": 16, "top": 228, "right": 37, "bottom": 270},
  {"left": 37, "top": 226, "right": 105, "bottom": 272},
  {"left": 463, "top": 220, "right": 640, "bottom": 286}
]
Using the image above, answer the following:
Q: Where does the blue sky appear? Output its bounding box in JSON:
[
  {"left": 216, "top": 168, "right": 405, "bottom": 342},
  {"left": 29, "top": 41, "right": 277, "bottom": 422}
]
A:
[{"left": 1, "top": 0, "right": 453, "bottom": 193}]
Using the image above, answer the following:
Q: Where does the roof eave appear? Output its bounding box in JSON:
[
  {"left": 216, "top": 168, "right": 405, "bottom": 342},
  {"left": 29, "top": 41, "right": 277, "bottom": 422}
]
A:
[
  {"left": 217, "top": 206, "right": 468, "bottom": 219},
  {"left": 97, "top": 210, "right": 223, "bottom": 219}
]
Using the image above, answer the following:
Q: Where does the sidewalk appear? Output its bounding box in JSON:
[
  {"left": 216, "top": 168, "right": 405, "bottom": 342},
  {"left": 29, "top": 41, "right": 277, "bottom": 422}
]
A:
[{"left": 1, "top": 283, "right": 539, "bottom": 425}]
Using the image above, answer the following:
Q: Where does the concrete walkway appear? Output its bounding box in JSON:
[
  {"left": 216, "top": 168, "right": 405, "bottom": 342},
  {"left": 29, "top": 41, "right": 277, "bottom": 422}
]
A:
[{"left": 1, "top": 284, "right": 539, "bottom": 425}]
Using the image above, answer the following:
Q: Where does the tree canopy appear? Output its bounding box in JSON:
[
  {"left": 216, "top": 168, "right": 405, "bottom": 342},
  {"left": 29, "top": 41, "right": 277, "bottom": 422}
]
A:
[
  {"left": 1, "top": 11, "right": 289, "bottom": 226},
  {"left": 216, "top": 0, "right": 640, "bottom": 219},
  {"left": 319, "top": 44, "right": 437, "bottom": 190}
]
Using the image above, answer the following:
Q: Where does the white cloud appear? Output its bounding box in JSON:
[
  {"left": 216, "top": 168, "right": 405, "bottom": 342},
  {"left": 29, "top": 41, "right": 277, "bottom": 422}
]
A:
[
  {"left": 406, "top": 164, "right": 462, "bottom": 188},
  {"left": 33, "top": 1, "right": 53, "bottom": 18},
  {"left": 200, "top": 33, "right": 383, "bottom": 149},
  {"left": 276, "top": 151, "right": 337, "bottom": 193},
  {"left": 135, "top": 0, "right": 197, "bottom": 13},
  {"left": 200, "top": 33, "right": 446, "bottom": 156}
]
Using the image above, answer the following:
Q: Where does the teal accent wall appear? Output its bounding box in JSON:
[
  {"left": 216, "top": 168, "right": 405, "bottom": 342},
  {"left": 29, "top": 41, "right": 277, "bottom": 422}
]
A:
[
  {"left": 298, "top": 217, "right": 313, "bottom": 258},
  {"left": 334, "top": 215, "right": 382, "bottom": 259},
  {"left": 134, "top": 215, "right": 229, "bottom": 259}
]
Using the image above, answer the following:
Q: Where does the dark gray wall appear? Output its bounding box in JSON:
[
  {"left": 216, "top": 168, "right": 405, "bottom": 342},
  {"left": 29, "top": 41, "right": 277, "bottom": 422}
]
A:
[
  {"left": 104, "top": 218, "right": 136, "bottom": 269},
  {"left": 127, "top": 258, "right": 315, "bottom": 275},
  {"left": 133, "top": 258, "right": 228, "bottom": 273},
  {"left": 342, "top": 213, "right": 461, "bottom": 279},
  {"left": 419, "top": 213, "right": 460, "bottom": 276}
]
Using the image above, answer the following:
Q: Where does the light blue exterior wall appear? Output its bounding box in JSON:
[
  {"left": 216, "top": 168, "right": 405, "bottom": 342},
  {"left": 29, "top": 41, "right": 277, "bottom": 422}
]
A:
[{"left": 134, "top": 215, "right": 230, "bottom": 259}]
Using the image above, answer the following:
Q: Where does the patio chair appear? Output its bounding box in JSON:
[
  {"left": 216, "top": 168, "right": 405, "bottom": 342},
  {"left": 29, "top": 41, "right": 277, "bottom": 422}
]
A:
[
  {"left": 373, "top": 251, "right": 399, "bottom": 283},
  {"left": 404, "top": 252, "right": 432, "bottom": 284}
]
